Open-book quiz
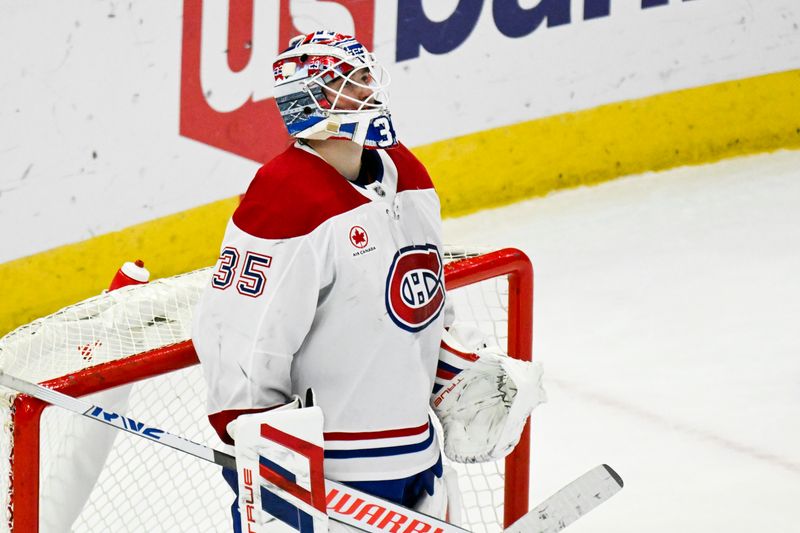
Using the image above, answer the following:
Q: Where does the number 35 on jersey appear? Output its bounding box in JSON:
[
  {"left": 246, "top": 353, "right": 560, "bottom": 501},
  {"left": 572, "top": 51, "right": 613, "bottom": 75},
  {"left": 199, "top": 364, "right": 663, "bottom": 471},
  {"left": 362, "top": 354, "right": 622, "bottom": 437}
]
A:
[{"left": 211, "top": 247, "right": 272, "bottom": 297}]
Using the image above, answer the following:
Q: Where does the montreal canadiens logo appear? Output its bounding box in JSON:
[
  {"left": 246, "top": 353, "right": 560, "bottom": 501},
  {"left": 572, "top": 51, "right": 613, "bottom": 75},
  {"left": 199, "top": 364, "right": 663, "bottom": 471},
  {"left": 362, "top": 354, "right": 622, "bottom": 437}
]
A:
[
  {"left": 385, "top": 245, "right": 445, "bottom": 332},
  {"left": 349, "top": 226, "right": 368, "bottom": 249}
]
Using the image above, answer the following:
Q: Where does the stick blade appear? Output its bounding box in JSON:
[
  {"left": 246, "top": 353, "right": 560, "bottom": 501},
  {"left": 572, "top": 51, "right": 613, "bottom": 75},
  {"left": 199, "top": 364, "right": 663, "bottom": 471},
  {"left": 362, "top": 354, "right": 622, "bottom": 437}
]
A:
[{"left": 504, "top": 464, "right": 623, "bottom": 533}]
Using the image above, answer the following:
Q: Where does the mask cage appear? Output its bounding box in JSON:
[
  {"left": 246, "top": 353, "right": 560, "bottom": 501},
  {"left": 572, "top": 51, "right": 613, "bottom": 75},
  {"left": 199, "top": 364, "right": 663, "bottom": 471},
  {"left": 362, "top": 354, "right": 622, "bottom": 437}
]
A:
[{"left": 302, "top": 52, "right": 391, "bottom": 114}]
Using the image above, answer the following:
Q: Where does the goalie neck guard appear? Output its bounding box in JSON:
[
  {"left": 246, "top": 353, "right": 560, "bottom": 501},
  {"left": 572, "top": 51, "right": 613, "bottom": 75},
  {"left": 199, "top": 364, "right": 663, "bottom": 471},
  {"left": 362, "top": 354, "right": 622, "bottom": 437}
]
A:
[{"left": 272, "top": 31, "right": 398, "bottom": 149}]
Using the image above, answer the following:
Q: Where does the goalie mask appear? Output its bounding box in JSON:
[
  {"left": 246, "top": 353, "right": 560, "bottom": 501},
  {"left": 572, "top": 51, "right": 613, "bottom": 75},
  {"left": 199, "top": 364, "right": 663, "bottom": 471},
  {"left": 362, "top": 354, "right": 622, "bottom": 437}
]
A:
[{"left": 272, "top": 31, "right": 398, "bottom": 149}]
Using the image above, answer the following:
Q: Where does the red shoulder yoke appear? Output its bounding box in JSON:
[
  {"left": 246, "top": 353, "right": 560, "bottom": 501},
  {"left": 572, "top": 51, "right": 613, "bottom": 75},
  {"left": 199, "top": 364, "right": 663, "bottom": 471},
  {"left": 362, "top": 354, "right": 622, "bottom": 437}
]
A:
[{"left": 233, "top": 146, "right": 370, "bottom": 239}]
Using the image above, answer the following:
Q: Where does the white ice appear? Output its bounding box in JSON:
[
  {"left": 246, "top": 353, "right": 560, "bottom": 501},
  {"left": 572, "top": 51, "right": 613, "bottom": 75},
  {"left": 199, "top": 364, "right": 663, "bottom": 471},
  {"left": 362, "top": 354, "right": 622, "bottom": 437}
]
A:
[{"left": 443, "top": 149, "right": 800, "bottom": 532}]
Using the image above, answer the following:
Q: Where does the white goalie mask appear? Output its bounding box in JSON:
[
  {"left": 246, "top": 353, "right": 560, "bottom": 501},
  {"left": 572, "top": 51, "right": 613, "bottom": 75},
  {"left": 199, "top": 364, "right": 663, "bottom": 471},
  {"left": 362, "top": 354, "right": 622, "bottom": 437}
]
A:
[{"left": 272, "top": 31, "right": 398, "bottom": 149}]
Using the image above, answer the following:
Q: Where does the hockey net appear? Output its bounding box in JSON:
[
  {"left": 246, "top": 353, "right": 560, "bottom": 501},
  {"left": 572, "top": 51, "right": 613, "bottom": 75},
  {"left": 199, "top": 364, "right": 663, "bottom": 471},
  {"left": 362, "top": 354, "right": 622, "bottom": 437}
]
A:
[{"left": 0, "top": 248, "right": 533, "bottom": 533}]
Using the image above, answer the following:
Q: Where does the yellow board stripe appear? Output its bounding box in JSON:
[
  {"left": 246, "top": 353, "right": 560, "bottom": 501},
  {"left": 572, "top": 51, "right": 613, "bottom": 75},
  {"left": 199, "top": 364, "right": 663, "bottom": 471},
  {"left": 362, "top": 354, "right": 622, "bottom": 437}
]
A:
[
  {"left": 1, "top": 69, "right": 799, "bottom": 335},
  {"left": 0, "top": 196, "right": 240, "bottom": 335},
  {"left": 415, "top": 68, "right": 800, "bottom": 217}
]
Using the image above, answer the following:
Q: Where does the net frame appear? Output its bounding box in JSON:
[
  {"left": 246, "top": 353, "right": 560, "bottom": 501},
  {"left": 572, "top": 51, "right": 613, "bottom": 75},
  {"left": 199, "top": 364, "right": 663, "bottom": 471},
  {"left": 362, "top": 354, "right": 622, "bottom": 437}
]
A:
[{"left": 1, "top": 248, "right": 533, "bottom": 532}]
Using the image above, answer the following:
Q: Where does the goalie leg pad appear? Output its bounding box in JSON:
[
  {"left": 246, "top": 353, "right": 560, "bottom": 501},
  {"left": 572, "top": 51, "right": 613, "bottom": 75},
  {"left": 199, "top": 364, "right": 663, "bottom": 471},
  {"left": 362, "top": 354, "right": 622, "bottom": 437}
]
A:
[{"left": 233, "top": 402, "right": 328, "bottom": 533}]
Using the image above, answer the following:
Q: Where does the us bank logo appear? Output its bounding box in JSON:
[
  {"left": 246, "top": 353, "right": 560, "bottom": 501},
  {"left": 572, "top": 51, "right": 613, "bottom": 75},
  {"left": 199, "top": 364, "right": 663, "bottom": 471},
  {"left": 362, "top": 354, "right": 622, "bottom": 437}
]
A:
[
  {"left": 180, "top": 0, "right": 375, "bottom": 163},
  {"left": 181, "top": 0, "right": 696, "bottom": 163}
]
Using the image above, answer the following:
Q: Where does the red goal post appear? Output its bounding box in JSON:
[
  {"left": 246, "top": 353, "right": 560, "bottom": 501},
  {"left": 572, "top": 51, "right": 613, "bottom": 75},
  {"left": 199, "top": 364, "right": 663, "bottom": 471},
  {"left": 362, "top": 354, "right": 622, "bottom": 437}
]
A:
[
  {"left": 443, "top": 248, "right": 533, "bottom": 528},
  {"left": 2, "top": 248, "right": 534, "bottom": 532}
]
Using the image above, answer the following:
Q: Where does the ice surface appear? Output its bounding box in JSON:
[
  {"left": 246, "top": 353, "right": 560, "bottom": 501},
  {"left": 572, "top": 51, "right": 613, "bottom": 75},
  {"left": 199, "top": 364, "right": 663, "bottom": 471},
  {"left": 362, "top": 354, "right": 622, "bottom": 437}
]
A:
[{"left": 444, "top": 150, "right": 800, "bottom": 532}]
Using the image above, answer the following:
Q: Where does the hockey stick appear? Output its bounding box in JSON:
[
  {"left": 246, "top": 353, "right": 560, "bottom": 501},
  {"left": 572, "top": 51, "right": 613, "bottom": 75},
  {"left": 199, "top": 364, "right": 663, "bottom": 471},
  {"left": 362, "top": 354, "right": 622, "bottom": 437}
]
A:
[
  {"left": 0, "top": 369, "right": 463, "bottom": 533},
  {"left": 0, "top": 370, "right": 622, "bottom": 533},
  {"left": 504, "top": 464, "right": 623, "bottom": 533}
]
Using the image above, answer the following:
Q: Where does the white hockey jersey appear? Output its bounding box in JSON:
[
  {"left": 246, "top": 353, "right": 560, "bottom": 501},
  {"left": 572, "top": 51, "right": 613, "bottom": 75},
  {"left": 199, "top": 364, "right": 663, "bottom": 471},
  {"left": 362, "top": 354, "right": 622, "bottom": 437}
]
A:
[{"left": 192, "top": 142, "right": 448, "bottom": 481}]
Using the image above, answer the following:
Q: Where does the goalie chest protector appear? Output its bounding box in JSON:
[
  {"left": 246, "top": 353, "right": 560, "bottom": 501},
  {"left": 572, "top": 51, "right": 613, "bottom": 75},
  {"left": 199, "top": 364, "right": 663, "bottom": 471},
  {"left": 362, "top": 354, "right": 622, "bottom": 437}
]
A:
[{"left": 193, "top": 142, "right": 446, "bottom": 481}]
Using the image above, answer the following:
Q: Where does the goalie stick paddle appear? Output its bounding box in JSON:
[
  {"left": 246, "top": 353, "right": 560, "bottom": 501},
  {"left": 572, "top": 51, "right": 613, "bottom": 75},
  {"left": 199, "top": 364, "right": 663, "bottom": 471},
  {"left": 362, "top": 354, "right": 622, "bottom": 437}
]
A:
[
  {"left": 504, "top": 464, "right": 623, "bottom": 533},
  {"left": 0, "top": 370, "right": 622, "bottom": 533}
]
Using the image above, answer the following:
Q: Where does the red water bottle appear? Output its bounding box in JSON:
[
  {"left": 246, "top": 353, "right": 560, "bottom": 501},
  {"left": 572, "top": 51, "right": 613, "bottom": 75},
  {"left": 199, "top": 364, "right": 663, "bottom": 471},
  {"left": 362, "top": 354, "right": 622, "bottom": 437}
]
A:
[{"left": 108, "top": 259, "right": 150, "bottom": 291}]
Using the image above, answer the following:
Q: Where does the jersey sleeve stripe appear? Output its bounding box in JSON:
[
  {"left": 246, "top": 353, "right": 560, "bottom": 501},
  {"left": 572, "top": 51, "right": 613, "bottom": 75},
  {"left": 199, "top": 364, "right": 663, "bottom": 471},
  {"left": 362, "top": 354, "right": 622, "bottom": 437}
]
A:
[
  {"left": 436, "top": 367, "right": 457, "bottom": 381},
  {"left": 440, "top": 340, "right": 479, "bottom": 362}
]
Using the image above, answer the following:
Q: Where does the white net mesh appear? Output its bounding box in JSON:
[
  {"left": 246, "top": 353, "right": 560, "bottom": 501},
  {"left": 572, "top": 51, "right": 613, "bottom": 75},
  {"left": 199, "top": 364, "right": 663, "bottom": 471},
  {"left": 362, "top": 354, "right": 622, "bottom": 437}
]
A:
[
  {"left": 65, "top": 371, "right": 230, "bottom": 532},
  {"left": 440, "top": 257, "right": 510, "bottom": 533},
  {"left": 0, "top": 249, "right": 519, "bottom": 533},
  {"left": 0, "top": 269, "right": 211, "bottom": 532},
  {"left": 0, "top": 268, "right": 208, "bottom": 382}
]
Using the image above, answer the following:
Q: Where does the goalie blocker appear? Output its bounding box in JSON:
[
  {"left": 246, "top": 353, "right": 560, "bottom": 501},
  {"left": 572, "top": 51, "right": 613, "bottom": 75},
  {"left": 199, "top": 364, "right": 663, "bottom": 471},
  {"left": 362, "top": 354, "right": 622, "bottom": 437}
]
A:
[{"left": 229, "top": 398, "right": 328, "bottom": 533}]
